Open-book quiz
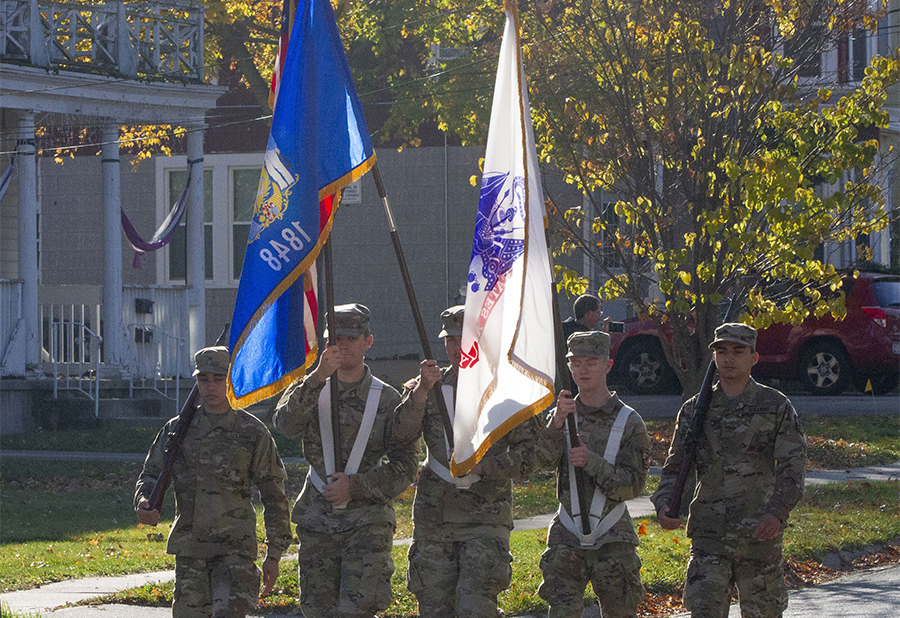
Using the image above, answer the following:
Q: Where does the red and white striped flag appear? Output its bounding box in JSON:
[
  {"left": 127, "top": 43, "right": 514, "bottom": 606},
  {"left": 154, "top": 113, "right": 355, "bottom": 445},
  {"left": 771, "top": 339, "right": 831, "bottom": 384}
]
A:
[{"left": 268, "top": 0, "right": 294, "bottom": 111}]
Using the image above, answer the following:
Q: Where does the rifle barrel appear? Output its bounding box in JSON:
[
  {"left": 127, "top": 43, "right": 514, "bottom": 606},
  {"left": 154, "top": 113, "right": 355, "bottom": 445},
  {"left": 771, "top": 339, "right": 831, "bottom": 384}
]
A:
[
  {"left": 145, "top": 323, "right": 229, "bottom": 514},
  {"left": 666, "top": 297, "right": 741, "bottom": 516},
  {"left": 147, "top": 384, "right": 200, "bottom": 512}
]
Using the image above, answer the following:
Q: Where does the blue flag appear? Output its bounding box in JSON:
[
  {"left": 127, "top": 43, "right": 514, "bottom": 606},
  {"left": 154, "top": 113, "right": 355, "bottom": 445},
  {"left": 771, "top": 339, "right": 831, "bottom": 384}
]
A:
[{"left": 227, "top": 0, "right": 375, "bottom": 408}]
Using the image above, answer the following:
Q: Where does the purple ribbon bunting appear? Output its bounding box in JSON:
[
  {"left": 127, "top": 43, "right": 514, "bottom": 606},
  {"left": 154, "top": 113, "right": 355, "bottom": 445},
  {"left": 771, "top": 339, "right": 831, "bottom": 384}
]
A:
[{"left": 121, "top": 165, "right": 193, "bottom": 268}]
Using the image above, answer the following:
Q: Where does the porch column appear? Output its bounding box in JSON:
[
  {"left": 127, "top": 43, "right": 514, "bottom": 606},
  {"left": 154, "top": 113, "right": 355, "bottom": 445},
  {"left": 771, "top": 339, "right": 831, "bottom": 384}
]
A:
[
  {"left": 101, "top": 122, "right": 123, "bottom": 366},
  {"left": 186, "top": 124, "right": 206, "bottom": 353},
  {"left": 17, "top": 111, "right": 38, "bottom": 367}
]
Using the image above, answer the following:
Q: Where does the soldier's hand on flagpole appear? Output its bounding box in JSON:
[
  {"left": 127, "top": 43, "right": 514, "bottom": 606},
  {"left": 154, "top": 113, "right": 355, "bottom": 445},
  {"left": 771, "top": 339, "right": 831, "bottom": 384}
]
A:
[
  {"left": 136, "top": 497, "right": 160, "bottom": 526},
  {"left": 569, "top": 434, "right": 591, "bottom": 468},
  {"left": 261, "top": 557, "right": 280, "bottom": 596},
  {"left": 552, "top": 390, "right": 576, "bottom": 429},
  {"left": 411, "top": 359, "right": 441, "bottom": 404},
  {"left": 312, "top": 345, "right": 341, "bottom": 382},
  {"left": 323, "top": 471, "right": 351, "bottom": 507},
  {"left": 657, "top": 505, "right": 683, "bottom": 530}
]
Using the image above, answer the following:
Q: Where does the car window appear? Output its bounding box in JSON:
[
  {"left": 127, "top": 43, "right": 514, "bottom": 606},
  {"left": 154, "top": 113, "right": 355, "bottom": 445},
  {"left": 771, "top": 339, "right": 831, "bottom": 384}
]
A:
[{"left": 871, "top": 280, "right": 900, "bottom": 308}]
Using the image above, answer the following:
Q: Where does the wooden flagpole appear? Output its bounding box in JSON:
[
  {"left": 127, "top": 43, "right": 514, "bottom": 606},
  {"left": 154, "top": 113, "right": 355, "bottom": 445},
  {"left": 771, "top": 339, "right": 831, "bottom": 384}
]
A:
[
  {"left": 322, "top": 238, "right": 343, "bottom": 474},
  {"left": 551, "top": 286, "right": 593, "bottom": 535},
  {"left": 370, "top": 163, "right": 456, "bottom": 451}
]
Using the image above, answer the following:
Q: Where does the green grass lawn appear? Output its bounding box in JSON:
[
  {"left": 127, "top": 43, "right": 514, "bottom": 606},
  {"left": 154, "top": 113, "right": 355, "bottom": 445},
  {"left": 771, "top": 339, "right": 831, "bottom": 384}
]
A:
[
  {"left": 644, "top": 415, "right": 899, "bottom": 468},
  {"left": 1, "top": 415, "right": 897, "bottom": 614},
  {"left": 4, "top": 415, "right": 897, "bottom": 470},
  {"left": 92, "top": 480, "right": 900, "bottom": 616},
  {"left": 1, "top": 602, "right": 42, "bottom": 618}
]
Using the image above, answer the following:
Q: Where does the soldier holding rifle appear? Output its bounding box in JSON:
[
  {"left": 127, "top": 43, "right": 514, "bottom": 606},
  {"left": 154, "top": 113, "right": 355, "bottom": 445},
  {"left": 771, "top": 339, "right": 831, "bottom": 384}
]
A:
[
  {"left": 134, "top": 346, "right": 292, "bottom": 618},
  {"left": 272, "top": 303, "right": 419, "bottom": 618},
  {"left": 652, "top": 324, "right": 807, "bottom": 618}
]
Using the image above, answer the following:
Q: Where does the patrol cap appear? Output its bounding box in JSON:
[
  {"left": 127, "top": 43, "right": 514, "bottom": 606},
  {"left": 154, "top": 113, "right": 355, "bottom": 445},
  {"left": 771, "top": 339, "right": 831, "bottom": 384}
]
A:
[
  {"left": 193, "top": 346, "right": 229, "bottom": 376},
  {"left": 709, "top": 323, "right": 757, "bottom": 350},
  {"left": 324, "top": 303, "right": 371, "bottom": 338},
  {"left": 439, "top": 305, "right": 465, "bottom": 338},
  {"left": 566, "top": 331, "right": 610, "bottom": 359}
]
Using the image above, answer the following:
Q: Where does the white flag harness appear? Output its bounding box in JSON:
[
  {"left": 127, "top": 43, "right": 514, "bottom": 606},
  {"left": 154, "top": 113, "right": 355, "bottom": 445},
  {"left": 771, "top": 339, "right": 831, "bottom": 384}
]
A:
[
  {"left": 558, "top": 404, "right": 635, "bottom": 546},
  {"left": 308, "top": 376, "right": 385, "bottom": 508},
  {"left": 423, "top": 384, "right": 481, "bottom": 489}
]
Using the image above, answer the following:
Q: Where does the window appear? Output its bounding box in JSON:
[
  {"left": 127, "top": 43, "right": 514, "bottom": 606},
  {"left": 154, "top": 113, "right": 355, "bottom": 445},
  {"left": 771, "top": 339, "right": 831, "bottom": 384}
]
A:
[
  {"left": 784, "top": 26, "right": 822, "bottom": 78},
  {"left": 852, "top": 30, "right": 868, "bottom": 82},
  {"left": 156, "top": 153, "right": 265, "bottom": 288},
  {"left": 166, "top": 168, "right": 213, "bottom": 281},
  {"left": 231, "top": 167, "right": 260, "bottom": 280},
  {"left": 599, "top": 201, "right": 621, "bottom": 269}
]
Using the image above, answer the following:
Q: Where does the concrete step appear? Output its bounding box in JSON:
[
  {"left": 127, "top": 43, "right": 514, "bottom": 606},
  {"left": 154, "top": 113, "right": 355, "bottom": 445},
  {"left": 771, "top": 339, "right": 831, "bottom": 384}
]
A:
[
  {"left": 97, "top": 398, "right": 162, "bottom": 419},
  {"left": 102, "top": 416, "right": 171, "bottom": 431}
]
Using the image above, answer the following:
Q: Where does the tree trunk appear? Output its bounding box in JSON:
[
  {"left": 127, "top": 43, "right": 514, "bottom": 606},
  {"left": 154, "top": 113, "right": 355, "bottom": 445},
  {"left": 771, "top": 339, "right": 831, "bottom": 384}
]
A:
[{"left": 209, "top": 22, "right": 273, "bottom": 113}]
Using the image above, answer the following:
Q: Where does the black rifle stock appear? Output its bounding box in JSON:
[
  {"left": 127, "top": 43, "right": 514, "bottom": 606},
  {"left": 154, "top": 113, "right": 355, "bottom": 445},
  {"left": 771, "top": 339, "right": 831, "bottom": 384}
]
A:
[
  {"left": 666, "top": 298, "right": 740, "bottom": 516},
  {"left": 146, "top": 323, "right": 230, "bottom": 514}
]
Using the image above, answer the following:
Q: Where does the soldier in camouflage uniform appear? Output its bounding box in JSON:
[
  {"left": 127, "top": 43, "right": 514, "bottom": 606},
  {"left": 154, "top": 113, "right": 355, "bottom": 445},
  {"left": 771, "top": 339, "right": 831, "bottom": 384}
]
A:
[
  {"left": 652, "top": 323, "right": 807, "bottom": 618},
  {"left": 533, "top": 331, "right": 650, "bottom": 618},
  {"left": 395, "top": 305, "right": 541, "bottom": 618},
  {"left": 135, "top": 346, "right": 292, "bottom": 618},
  {"left": 273, "top": 303, "right": 419, "bottom": 618}
]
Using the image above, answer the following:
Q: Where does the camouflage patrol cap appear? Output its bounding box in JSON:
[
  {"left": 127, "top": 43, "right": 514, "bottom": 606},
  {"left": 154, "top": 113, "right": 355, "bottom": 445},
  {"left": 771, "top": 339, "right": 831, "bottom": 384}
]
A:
[
  {"left": 324, "top": 303, "right": 371, "bottom": 338},
  {"left": 566, "top": 331, "right": 610, "bottom": 359},
  {"left": 193, "top": 346, "right": 229, "bottom": 376},
  {"left": 439, "top": 305, "right": 465, "bottom": 338},
  {"left": 710, "top": 323, "right": 757, "bottom": 350}
]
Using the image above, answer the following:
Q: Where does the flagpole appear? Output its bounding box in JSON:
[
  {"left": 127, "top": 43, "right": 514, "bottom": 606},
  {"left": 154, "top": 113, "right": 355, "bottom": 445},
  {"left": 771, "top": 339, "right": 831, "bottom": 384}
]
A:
[
  {"left": 371, "top": 162, "right": 456, "bottom": 451},
  {"left": 551, "top": 285, "right": 592, "bottom": 535},
  {"left": 322, "top": 238, "right": 344, "bottom": 474}
]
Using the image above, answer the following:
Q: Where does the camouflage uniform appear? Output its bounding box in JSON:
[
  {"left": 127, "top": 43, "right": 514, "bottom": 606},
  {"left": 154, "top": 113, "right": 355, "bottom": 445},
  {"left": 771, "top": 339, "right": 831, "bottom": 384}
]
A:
[
  {"left": 274, "top": 341, "right": 417, "bottom": 618},
  {"left": 134, "top": 348, "right": 292, "bottom": 618},
  {"left": 533, "top": 332, "right": 651, "bottom": 618},
  {"left": 651, "top": 324, "right": 807, "bottom": 618},
  {"left": 397, "top": 361, "right": 541, "bottom": 618}
]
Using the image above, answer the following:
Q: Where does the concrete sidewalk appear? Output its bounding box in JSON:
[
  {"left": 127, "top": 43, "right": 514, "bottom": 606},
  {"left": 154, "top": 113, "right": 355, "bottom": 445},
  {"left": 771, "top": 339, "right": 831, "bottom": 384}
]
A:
[
  {"left": 2, "top": 463, "right": 897, "bottom": 617},
  {"left": 665, "top": 564, "right": 900, "bottom": 618},
  {"left": 5, "top": 565, "right": 900, "bottom": 617}
]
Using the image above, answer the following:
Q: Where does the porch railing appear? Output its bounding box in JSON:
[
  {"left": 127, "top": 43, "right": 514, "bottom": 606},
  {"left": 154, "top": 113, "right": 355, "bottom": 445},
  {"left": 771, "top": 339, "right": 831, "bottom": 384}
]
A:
[
  {"left": 37, "top": 284, "right": 191, "bottom": 381},
  {"left": 0, "top": 0, "right": 206, "bottom": 82},
  {"left": 0, "top": 279, "right": 23, "bottom": 376},
  {"left": 51, "top": 320, "right": 102, "bottom": 416}
]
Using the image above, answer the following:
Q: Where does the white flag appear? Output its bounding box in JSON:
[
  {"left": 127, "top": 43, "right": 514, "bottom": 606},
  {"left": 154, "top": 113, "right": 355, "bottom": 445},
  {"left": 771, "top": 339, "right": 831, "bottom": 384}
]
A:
[{"left": 451, "top": 2, "right": 555, "bottom": 475}]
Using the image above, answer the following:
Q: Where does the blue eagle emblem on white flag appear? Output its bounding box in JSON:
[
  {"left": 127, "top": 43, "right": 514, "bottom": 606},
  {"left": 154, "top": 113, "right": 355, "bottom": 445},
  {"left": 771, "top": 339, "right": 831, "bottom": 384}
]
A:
[{"left": 468, "top": 172, "right": 526, "bottom": 293}]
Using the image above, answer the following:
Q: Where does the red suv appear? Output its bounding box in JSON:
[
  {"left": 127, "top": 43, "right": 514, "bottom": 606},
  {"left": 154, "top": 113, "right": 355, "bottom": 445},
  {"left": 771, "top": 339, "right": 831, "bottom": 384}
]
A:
[{"left": 608, "top": 273, "right": 900, "bottom": 396}]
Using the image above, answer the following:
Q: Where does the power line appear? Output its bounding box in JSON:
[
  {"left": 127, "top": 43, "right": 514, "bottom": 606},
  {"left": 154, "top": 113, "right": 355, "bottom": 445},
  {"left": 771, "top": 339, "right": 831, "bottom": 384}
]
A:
[{"left": 0, "top": 114, "right": 274, "bottom": 157}]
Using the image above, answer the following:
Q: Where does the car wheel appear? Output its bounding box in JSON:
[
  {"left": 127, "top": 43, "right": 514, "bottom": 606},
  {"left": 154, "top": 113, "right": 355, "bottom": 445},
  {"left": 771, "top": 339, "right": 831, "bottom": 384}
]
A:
[
  {"left": 798, "top": 342, "right": 851, "bottom": 396},
  {"left": 617, "top": 340, "right": 677, "bottom": 395}
]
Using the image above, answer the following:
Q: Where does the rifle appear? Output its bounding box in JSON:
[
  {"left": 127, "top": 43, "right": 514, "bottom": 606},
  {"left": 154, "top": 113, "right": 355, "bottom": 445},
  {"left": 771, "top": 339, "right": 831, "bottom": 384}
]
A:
[
  {"left": 551, "top": 287, "right": 592, "bottom": 535},
  {"left": 146, "top": 324, "right": 230, "bottom": 513},
  {"left": 666, "top": 298, "right": 741, "bottom": 517}
]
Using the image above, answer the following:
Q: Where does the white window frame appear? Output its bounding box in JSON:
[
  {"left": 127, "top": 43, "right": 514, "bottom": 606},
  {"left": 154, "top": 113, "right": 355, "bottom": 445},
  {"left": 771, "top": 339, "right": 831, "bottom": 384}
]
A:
[
  {"left": 155, "top": 152, "right": 265, "bottom": 289},
  {"left": 228, "top": 161, "right": 266, "bottom": 284}
]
